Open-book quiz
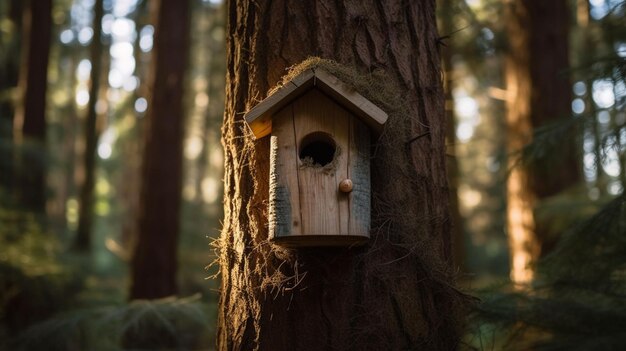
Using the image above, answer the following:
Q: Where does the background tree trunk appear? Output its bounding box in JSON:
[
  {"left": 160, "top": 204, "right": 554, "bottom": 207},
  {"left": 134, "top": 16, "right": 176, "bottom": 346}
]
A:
[
  {"left": 129, "top": 0, "right": 190, "bottom": 300},
  {"left": 12, "top": 0, "right": 52, "bottom": 212},
  {"left": 75, "top": 0, "right": 104, "bottom": 251},
  {"left": 439, "top": 0, "right": 466, "bottom": 273},
  {"left": 218, "top": 1, "right": 466, "bottom": 350},
  {"left": 0, "top": 0, "right": 23, "bottom": 193},
  {"left": 505, "top": 0, "right": 577, "bottom": 284}
]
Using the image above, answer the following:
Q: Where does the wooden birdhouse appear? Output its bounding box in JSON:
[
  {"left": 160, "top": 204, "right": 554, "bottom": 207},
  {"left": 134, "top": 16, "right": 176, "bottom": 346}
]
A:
[{"left": 244, "top": 68, "right": 388, "bottom": 247}]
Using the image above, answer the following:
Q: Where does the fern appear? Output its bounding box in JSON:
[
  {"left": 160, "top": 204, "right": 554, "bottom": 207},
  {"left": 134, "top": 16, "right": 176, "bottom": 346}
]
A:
[{"left": 5, "top": 295, "right": 214, "bottom": 351}]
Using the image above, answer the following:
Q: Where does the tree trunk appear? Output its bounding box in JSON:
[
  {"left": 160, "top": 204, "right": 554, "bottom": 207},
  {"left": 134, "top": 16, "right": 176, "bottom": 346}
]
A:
[
  {"left": 75, "top": 0, "right": 105, "bottom": 251},
  {"left": 218, "top": 1, "right": 466, "bottom": 350},
  {"left": 116, "top": 0, "right": 149, "bottom": 259},
  {"left": 12, "top": 0, "right": 52, "bottom": 212},
  {"left": 129, "top": 0, "right": 190, "bottom": 300},
  {"left": 439, "top": 0, "right": 465, "bottom": 273},
  {"left": 505, "top": 0, "right": 577, "bottom": 284},
  {"left": 0, "top": 0, "right": 23, "bottom": 193},
  {"left": 576, "top": 0, "right": 607, "bottom": 193}
]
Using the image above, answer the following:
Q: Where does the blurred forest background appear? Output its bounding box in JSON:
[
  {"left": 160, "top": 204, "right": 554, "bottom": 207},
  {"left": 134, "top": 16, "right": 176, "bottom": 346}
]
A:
[{"left": 0, "top": 0, "right": 624, "bottom": 350}]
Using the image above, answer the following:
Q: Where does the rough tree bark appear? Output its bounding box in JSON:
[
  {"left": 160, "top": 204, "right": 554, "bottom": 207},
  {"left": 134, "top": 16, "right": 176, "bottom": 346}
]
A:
[
  {"left": 505, "top": 0, "right": 578, "bottom": 284},
  {"left": 129, "top": 0, "right": 190, "bottom": 300},
  {"left": 218, "top": 1, "right": 466, "bottom": 350},
  {"left": 439, "top": 0, "right": 465, "bottom": 272},
  {"left": 12, "top": 0, "right": 52, "bottom": 212},
  {"left": 75, "top": 0, "right": 104, "bottom": 251}
]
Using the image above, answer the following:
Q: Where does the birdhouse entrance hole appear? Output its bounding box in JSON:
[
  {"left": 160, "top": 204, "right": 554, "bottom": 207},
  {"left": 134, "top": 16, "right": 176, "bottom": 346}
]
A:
[
  {"left": 244, "top": 67, "right": 391, "bottom": 246},
  {"left": 299, "top": 132, "right": 336, "bottom": 167}
]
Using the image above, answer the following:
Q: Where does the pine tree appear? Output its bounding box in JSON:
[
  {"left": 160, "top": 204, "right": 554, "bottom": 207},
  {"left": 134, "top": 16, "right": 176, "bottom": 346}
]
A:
[
  {"left": 129, "top": 0, "right": 191, "bottom": 300},
  {"left": 505, "top": 0, "right": 578, "bottom": 284},
  {"left": 75, "top": 0, "right": 105, "bottom": 251},
  {"left": 12, "top": 0, "right": 52, "bottom": 212}
]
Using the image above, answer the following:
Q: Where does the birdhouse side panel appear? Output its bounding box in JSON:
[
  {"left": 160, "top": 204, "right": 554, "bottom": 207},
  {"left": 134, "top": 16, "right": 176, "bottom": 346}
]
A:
[
  {"left": 292, "top": 89, "right": 351, "bottom": 235},
  {"left": 268, "top": 106, "right": 301, "bottom": 239},
  {"left": 348, "top": 119, "right": 371, "bottom": 235}
]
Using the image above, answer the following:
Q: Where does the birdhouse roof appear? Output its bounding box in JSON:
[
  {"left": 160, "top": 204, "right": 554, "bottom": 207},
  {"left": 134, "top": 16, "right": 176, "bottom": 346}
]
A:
[{"left": 244, "top": 68, "right": 389, "bottom": 139}]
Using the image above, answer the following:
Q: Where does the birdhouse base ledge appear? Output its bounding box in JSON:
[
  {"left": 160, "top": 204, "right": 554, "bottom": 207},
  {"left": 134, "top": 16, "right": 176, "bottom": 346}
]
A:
[{"left": 272, "top": 235, "right": 369, "bottom": 248}]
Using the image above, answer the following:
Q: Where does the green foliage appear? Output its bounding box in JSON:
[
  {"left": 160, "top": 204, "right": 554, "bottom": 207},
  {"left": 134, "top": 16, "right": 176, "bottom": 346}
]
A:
[
  {"left": 6, "top": 295, "right": 214, "bottom": 351},
  {"left": 514, "top": 116, "right": 586, "bottom": 171},
  {"left": 461, "top": 2, "right": 626, "bottom": 347},
  {"left": 541, "top": 194, "right": 626, "bottom": 290},
  {"left": 0, "top": 208, "right": 83, "bottom": 340},
  {"left": 466, "top": 194, "right": 626, "bottom": 350}
]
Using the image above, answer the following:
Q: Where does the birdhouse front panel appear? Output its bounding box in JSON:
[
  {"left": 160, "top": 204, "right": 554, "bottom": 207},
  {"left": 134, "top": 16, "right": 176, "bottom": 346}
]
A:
[
  {"left": 269, "top": 89, "right": 371, "bottom": 246},
  {"left": 244, "top": 68, "right": 387, "bottom": 247}
]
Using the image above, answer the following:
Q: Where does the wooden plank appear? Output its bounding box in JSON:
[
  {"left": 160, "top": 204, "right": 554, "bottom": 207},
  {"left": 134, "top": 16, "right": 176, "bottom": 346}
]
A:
[
  {"left": 272, "top": 235, "right": 368, "bottom": 247},
  {"left": 292, "top": 89, "right": 350, "bottom": 236},
  {"left": 269, "top": 105, "right": 301, "bottom": 238},
  {"left": 247, "top": 114, "right": 272, "bottom": 139},
  {"left": 336, "top": 119, "right": 350, "bottom": 237},
  {"left": 348, "top": 118, "right": 371, "bottom": 237},
  {"left": 244, "top": 70, "right": 315, "bottom": 139},
  {"left": 313, "top": 69, "right": 388, "bottom": 133}
]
